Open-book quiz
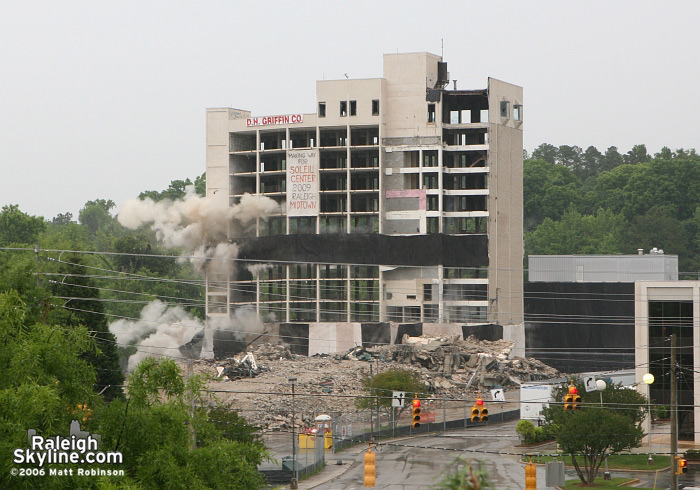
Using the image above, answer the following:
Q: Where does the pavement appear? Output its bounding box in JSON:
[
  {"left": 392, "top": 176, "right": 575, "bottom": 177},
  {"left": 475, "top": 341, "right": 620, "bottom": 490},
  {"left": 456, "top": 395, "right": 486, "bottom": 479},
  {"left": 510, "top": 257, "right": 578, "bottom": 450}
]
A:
[
  {"left": 287, "top": 448, "right": 365, "bottom": 490},
  {"left": 274, "top": 420, "right": 700, "bottom": 489}
]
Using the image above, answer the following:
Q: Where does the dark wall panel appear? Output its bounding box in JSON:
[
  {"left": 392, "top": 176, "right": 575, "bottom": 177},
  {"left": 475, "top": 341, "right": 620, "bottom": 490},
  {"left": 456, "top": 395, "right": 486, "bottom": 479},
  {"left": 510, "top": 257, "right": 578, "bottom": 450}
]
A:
[
  {"left": 525, "top": 282, "right": 635, "bottom": 372},
  {"left": 462, "top": 324, "right": 503, "bottom": 342},
  {"left": 395, "top": 323, "right": 423, "bottom": 343},
  {"left": 280, "top": 323, "right": 309, "bottom": 356},
  {"left": 361, "top": 322, "right": 391, "bottom": 348},
  {"left": 213, "top": 330, "right": 247, "bottom": 359},
  {"left": 237, "top": 233, "right": 488, "bottom": 268}
]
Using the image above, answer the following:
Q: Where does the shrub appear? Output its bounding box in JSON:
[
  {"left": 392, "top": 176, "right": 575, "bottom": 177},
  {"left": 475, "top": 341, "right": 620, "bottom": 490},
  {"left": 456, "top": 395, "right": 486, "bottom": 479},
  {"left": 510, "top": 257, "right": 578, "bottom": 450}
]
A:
[{"left": 516, "top": 420, "right": 538, "bottom": 444}]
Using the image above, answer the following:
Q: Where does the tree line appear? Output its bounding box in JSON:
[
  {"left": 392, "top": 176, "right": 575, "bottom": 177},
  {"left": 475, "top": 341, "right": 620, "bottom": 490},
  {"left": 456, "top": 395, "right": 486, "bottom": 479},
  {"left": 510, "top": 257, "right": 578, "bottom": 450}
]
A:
[
  {"left": 0, "top": 174, "right": 275, "bottom": 489},
  {"left": 524, "top": 143, "right": 700, "bottom": 276}
]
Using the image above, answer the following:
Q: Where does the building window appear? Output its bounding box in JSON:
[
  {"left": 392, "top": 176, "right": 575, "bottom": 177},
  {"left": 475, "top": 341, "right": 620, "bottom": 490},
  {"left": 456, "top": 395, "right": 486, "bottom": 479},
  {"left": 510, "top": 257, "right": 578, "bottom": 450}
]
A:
[
  {"left": 427, "top": 195, "right": 438, "bottom": 211},
  {"left": 423, "top": 283, "right": 433, "bottom": 302},
  {"left": 500, "top": 100, "right": 510, "bottom": 119},
  {"left": 423, "top": 174, "right": 437, "bottom": 189},
  {"left": 350, "top": 100, "right": 357, "bottom": 116},
  {"left": 424, "top": 304, "right": 439, "bottom": 322},
  {"left": 319, "top": 102, "right": 326, "bottom": 118},
  {"left": 426, "top": 217, "right": 439, "bottom": 234},
  {"left": 514, "top": 104, "right": 523, "bottom": 121},
  {"left": 372, "top": 99, "right": 379, "bottom": 116},
  {"left": 428, "top": 104, "right": 436, "bottom": 123},
  {"left": 340, "top": 101, "right": 348, "bottom": 117}
]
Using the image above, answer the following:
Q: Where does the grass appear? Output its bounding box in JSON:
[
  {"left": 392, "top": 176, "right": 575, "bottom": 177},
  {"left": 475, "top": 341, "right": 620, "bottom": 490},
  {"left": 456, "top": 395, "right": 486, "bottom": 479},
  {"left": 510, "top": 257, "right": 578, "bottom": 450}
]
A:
[
  {"left": 561, "top": 477, "right": 654, "bottom": 488},
  {"left": 523, "top": 453, "right": 670, "bottom": 471}
]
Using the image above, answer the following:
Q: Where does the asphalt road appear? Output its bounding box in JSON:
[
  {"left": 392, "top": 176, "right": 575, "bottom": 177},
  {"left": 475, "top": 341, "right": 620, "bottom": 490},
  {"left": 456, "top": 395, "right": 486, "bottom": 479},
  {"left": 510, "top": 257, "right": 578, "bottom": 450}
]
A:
[
  {"left": 265, "top": 418, "right": 700, "bottom": 489},
  {"left": 314, "top": 419, "right": 549, "bottom": 489}
]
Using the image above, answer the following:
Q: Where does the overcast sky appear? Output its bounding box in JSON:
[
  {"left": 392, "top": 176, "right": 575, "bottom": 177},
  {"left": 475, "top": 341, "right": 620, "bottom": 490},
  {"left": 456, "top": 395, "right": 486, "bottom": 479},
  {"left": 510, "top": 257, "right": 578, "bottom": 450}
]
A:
[{"left": 2, "top": 1, "right": 699, "bottom": 219}]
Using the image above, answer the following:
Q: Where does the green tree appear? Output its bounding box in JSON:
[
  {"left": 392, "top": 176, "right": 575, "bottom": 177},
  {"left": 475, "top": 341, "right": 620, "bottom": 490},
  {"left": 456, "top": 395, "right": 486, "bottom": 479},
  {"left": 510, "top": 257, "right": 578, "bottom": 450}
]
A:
[
  {"left": 531, "top": 143, "right": 557, "bottom": 164},
  {"left": 356, "top": 368, "right": 428, "bottom": 410},
  {"left": 78, "top": 199, "right": 116, "bottom": 235},
  {"left": 601, "top": 146, "right": 624, "bottom": 172},
  {"left": 194, "top": 172, "right": 206, "bottom": 197},
  {"left": 526, "top": 207, "right": 624, "bottom": 256},
  {"left": 542, "top": 381, "right": 646, "bottom": 485},
  {"left": 139, "top": 175, "right": 205, "bottom": 202},
  {"left": 654, "top": 146, "right": 673, "bottom": 160},
  {"left": 0, "top": 291, "right": 104, "bottom": 489},
  {"left": 0, "top": 204, "right": 46, "bottom": 246},
  {"left": 46, "top": 254, "right": 124, "bottom": 400},
  {"left": 97, "top": 358, "right": 269, "bottom": 489},
  {"left": 624, "top": 144, "right": 651, "bottom": 165},
  {"left": 51, "top": 212, "right": 73, "bottom": 225},
  {"left": 523, "top": 159, "right": 581, "bottom": 231},
  {"left": 580, "top": 145, "right": 604, "bottom": 180},
  {"left": 557, "top": 144, "right": 583, "bottom": 174}
]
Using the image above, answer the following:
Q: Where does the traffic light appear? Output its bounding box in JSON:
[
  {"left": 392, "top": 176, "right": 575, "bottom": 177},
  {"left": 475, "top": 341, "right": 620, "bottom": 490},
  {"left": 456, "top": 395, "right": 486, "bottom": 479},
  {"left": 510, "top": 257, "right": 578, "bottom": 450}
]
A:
[
  {"left": 677, "top": 457, "right": 688, "bottom": 474},
  {"left": 471, "top": 398, "right": 488, "bottom": 422},
  {"left": 564, "top": 385, "right": 581, "bottom": 410},
  {"left": 477, "top": 397, "right": 488, "bottom": 422},
  {"left": 364, "top": 446, "right": 376, "bottom": 487},
  {"left": 470, "top": 403, "right": 480, "bottom": 422},
  {"left": 525, "top": 459, "right": 536, "bottom": 490},
  {"left": 411, "top": 398, "right": 421, "bottom": 429}
]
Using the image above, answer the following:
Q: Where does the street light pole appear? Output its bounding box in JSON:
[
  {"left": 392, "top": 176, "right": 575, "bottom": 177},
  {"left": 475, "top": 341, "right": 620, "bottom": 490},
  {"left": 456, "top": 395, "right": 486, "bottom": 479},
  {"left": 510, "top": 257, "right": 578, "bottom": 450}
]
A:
[
  {"left": 671, "top": 334, "right": 678, "bottom": 490},
  {"left": 289, "top": 377, "right": 298, "bottom": 490},
  {"left": 643, "top": 372, "right": 655, "bottom": 465},
  {"left": 596, "top": 379, "right": 611, "bottom": 481}
]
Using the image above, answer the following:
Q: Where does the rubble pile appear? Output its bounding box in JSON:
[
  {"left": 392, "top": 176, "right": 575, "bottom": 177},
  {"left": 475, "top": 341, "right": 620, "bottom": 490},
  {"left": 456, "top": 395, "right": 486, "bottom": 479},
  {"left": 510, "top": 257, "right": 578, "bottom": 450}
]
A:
[
  {"left": 191, "top": 336, "right": 560, "bottom": 431},
  {"left": 369, "top": 335, "right": 558, "bottom": 388}
]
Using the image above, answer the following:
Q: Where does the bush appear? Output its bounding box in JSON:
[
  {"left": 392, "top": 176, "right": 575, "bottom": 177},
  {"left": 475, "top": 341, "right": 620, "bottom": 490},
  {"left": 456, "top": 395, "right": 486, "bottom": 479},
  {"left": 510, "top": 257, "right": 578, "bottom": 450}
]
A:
[
  {"left": 516, "top": 420, "right": 552, "bottom": 445},
  {"left": 355, "top": 368, "right": 428, "bottom": 409},
  {"left": 516, "top": 420, "right": 537, "bottom": 444},
  {"left": 653, "top": 405, "right": 670, "bottom": 420}
]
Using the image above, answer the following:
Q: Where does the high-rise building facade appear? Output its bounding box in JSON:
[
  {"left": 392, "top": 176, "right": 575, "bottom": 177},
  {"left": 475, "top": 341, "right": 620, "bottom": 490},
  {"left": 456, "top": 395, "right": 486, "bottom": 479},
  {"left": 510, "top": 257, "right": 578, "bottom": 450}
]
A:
[{"left": 205, "top": 52, "right": 523, "bottom": 346}]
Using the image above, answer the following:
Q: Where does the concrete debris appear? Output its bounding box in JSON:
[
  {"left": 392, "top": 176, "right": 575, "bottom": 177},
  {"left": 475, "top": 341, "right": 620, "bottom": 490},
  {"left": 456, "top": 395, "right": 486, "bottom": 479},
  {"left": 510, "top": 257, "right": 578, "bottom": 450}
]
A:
[{"left": 191, "top": 336, "right": 559, "bottom": 431}]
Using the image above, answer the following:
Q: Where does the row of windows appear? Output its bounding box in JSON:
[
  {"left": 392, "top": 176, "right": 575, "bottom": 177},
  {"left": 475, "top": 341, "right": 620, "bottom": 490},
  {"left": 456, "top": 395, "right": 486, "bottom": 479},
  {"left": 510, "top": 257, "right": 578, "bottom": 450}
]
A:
[
  {"left": 319, "top": 100, "right": 380, "bottom": 118},
  {"left": 385, "top": 304, "right": 487, "bottom": 323},
  {"left": 500, "top": 100, "right": 523, "bottom": 122},
  {"left": 429, "top": 102, "right": 523, "bottom": 123},
  {"left": 427, "top": 217, "right": 488, "bottom": 234},
  {"left": 213, "top": 301, "right": 486, "bottom": 323},
  {"left": 259, "top": 216, "right": 380, "bottom": 236},
  {"left": 240, "top": 263, "right": 379, "bottom": 281},
  {"left": 232, "top": 280, "right": 379, "bottom": 303}
]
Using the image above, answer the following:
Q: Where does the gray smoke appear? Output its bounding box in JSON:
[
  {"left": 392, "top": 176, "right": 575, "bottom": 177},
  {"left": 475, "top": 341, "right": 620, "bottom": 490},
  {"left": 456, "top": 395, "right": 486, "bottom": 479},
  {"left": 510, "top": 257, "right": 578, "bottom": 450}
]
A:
[
  {"left": 246, "top": 263, "right": 274, "bottom": 278},
  {"left": 112, "top": 188, "right": 279, "bottom": 369},
  {"left": 118, "top": 188, "right": 279, "bottom": 274},
  {"left": 110, "top": 300, "right": 265, "bottom": 371}
]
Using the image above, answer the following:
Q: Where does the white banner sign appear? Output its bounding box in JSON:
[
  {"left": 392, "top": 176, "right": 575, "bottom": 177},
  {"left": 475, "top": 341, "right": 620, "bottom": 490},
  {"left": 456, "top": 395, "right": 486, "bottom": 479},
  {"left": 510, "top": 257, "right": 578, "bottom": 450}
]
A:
[{"left": 286, "top": 150, "right": 319, "bottom": 216}]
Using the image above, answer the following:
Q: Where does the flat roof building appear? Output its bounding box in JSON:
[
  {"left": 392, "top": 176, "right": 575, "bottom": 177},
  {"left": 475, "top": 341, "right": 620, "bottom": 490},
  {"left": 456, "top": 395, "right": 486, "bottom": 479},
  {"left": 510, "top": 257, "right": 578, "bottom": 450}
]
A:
[
  {"left": 205, "top": 52, "right": 523, "bottom": 353},
  {"left": 529, "top": 252, "right": 679, "bottom": 283}
]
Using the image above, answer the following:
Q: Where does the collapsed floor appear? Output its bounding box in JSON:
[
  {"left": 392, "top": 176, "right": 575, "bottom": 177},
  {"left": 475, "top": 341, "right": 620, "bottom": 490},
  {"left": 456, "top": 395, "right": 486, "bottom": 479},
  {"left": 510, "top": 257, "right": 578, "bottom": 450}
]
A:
[{"left": 189, "top": 335, "right": 559, "bottom": 431}]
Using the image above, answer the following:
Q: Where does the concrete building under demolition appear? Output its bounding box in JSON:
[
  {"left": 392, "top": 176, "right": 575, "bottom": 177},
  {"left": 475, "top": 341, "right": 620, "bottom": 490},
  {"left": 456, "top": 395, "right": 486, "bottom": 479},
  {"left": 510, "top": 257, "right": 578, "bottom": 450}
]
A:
[{"left": 205, "top": 52, "right": 524, "bottom": 354}]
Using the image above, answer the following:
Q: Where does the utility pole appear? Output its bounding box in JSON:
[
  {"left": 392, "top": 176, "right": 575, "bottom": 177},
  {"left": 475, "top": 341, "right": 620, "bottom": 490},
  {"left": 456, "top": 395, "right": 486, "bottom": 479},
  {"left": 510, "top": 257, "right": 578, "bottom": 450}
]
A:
[
  {"left": 671, "top": 334, "right": 678, "bottom": 490},
  {"left": 369, "top": 364, "right": 374, "bottom": 435},
  {"left": 289, "top": 377, "right": 298, "bottom": 490},
  {"left": 375, "top": 359, "right": 380, "bottom": 439},
  {"left": 187, "top": 358, "right": 196, "bottom": 449}
]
